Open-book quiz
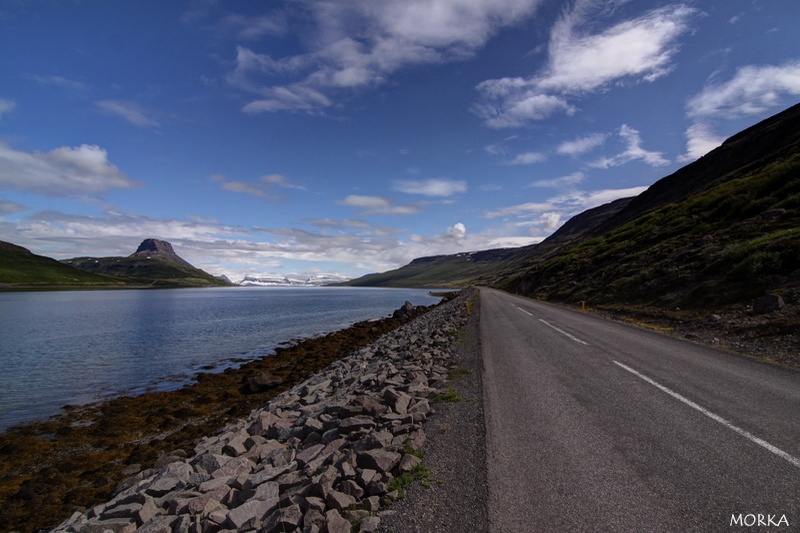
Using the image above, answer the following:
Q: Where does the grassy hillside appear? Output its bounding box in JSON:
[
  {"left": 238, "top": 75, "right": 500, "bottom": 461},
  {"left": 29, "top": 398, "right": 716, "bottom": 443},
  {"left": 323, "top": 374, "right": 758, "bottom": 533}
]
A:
[
  {"left": 503, "top": 153, "right": 800, "bottom": 310},
  {"left": 347, "top": 102, "right": 800, "bottom": 318},
  {"left": 64, "top": 256, "right": 230, "bottom": 287},
  {"left": 1, "top": 239, "right": 231, "bottom": 290},
  {"left": 0, "top": 241, "right": 133, "bottom": 290}
]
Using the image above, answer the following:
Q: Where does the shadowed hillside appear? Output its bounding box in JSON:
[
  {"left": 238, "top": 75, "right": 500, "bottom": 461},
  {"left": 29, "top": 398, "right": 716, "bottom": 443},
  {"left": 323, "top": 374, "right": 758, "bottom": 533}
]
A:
[{"left": 347, "top": 101, "right": 800, "bottom": 317}]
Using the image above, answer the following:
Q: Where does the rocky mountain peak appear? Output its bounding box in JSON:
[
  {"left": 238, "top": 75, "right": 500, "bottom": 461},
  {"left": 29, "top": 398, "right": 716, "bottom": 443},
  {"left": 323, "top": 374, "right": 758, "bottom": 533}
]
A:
[{"left": 133, "top": 239, "right": 177, "bottom": 256}]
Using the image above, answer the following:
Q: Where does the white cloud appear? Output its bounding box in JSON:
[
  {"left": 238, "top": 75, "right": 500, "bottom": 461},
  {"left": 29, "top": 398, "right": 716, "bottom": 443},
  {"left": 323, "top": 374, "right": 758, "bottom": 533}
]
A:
[
  {"left": 474, "top": 3, "right": 698, "bottom": 127},
  {"left": 556, "top": 133, "right": 607, "bottom": 156},
  {"left": 540, "top": 4, "right": 696, "bottom": 93},
  {"left": 96, "top": 100, "right": 160, "bottom": 128},
  {"left": 529, "top": 171, "right": 585, "bottom": 188},
  {"left": 483, "top": 183, "right": 647, "bottom": 237},
  {"left": 506, "top": 151, "right": 547, "bottom": 165},
  {"left": 393, "top": 178, "right": 466, "bottom": 197},
  {"left": 219, "top": 13, "right": 287, "bottom": 40},
  {"left": 241, "top": 84, "right": 332, "bottom": 114},
  {"left": 678, "top": 122, "right": 725, "bottom": 163},
  {"left": 679, "top": 60, "right": 800, "bottom": 161},
  {"left": 336, "top": 194, "right": 422, "bottom": 215},
  {"left": 211, "top": 174, "right": 289, "bottom": 200},
  {"left": 0, "top": 142, "right": 141, "bottom": 196},
  {"left": 552, "top": 185, "right": 648, "bottom": 210},
  {"left": 590, "top": 124, "right": 669, "bottom": 168},
  {"left": 0, "top": 199, "right": 29, "bottom": 215},
  {"left": 261, "top": 173, "right": 306, "bottom": 189},
  {"left": 442, "top": 222, "right": 467, "bottom": 240},
  {"left": 485, "top": 201, "right": 557, "bottom": 219},
  {"left": 229, "top": 0, "right": 544, "bottom": 113},
  {"left": 0, "top": 98, "right": 16, "bottom": 119},
  {"left": 25, "top": 74, "right": 90, "bottom": 94},
  {"left": 686, "top": 61, "right": 800, "bottom": 120}
]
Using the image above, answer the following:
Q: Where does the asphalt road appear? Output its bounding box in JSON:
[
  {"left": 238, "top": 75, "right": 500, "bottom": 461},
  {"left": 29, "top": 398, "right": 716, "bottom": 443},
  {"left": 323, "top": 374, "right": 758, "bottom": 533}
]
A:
[{"left": 480, "top": 288, "right": 800, "bottom": 532}]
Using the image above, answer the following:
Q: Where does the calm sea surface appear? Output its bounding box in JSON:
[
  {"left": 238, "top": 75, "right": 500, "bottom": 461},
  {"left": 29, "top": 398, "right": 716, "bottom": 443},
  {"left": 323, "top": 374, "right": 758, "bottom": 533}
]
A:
[{"left": 0, "top": 286, "right": 443, "bottom": 431}]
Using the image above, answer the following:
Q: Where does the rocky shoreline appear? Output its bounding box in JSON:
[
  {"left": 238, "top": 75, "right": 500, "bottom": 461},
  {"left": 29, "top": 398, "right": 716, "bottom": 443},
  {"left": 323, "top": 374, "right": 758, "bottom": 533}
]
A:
[{"left": 49, "top": 289, "right": 474, "bottom": 533}]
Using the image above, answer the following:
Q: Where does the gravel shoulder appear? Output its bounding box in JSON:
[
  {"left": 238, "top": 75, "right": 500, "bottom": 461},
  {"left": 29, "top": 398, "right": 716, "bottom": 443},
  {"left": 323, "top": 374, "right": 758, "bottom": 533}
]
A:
[{"left": 377, "top": 292, "right": 488, "bottom": 533}]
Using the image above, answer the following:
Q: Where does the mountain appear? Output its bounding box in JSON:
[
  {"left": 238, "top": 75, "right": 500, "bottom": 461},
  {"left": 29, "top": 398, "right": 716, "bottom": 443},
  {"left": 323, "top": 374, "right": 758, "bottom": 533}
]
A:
[
  {"left": 344, "top": 197, "right": 633, "bottom": 288},
  {"left": 238, "top": 273, "right": 349, "bottom": 287},
  {"left": 346, "top": 101, "right": 800, "bottom": 314},
  {"left": 62, "top": 239, "right": 232, "bottom": 288},
  {"left": 0, "top": 241, "right": 134, "bottom": 290}
]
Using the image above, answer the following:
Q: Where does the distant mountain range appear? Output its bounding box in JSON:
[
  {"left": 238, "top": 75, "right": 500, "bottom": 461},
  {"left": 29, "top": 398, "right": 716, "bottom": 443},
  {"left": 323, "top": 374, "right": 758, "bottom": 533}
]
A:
[
  {"left": 0, "top": 239, "right": 232, "bottom": 290},
  {"left": 238, "top": 274, "right": 349, "bottom": 287},
  {"left": 346, "top": 101, "right": 800, "bottom": 314}
]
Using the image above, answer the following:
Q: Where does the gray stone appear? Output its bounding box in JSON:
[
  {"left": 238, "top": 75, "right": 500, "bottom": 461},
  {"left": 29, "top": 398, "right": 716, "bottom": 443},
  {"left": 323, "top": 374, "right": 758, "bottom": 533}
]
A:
[
  {"left": 357, "top": 450, "right": 401, "bottom": 474},
  {"left": 222, "top": 435, "right": 249, "bottom": 457},
  {"left": 136, "top": 515, "right": 177, "bottom": 533},
  {"left": 326, "top": 489, "right": 357, "bottom": 511},
  {"left": 326, "top": 509, "right": 353, "bottom": 533},
  {"left": 248, "top": 482, "right": 277, "bottom": 504},
  {"left": 262, "top": 503, "right": 303, "bottom": 533},
  {"left": 407, "top": 398, "right": 431, "bottom": 416},
  {"left": 135, "top": 498, "right": 160, "bottom": 525},
  {"left": 78, "top": 520, "right": 135, "bottom": 533},
  {"left": 212, "top": 456, "right": 254, "bottom": 478},
  {"left": 338, "top": 416, "right": 377, "bottom": 434},
  {"left": 100, "top": 502, "right": 142, "bottom": 520},
  {"left": 398, "top": 454, "right": 422, "bottom": 473},
  {"left": 244, "top": 462, "right": 296, "bottom": 489},
  {"left": 303, "top": 509, "right": 326, "bottom": 530},
  {"left": 754, "top": 294, "right": 785, "bottom": 315},
  {"left": 247, "top": 371, "right": 283, "bottom": 393},
  {"left": 338, "top": 479, "right": 365, "bottom": 499},
  {"left": 120, "top": 464, "right": 142, "bottom": 476},
  {"left": 296, "top": 443, "right": 325, "bottom": 467},
  {"left": 362, "top": 495, "right": 381, "bottom": 512},
  {"left": 196, "top": 453, "right": 231, "bottom": 475},
  {"left": 144, "top": 475, "right": 184, "bottom": 497},
  {"left": 225, "top": 498, "right": 275, "bottom": 529},
  {"left": 359, "top": 515, "right": 381, "bottom": 532}
]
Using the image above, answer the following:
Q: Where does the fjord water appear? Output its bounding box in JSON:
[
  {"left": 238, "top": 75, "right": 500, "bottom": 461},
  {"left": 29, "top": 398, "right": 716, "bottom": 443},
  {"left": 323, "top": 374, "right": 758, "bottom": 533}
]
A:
[{"left": 0, "top": 286, "right": 442, "bottom": 431}]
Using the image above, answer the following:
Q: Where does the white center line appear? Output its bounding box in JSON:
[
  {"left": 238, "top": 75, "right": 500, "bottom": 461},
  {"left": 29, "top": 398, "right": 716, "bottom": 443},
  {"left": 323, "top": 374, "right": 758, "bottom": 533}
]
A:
[
  {"left": 538, "top": 318, "right": 589, "bottom": 346},
  {"left": 514, "top": 305, "right": 533, "bottom": 317},
  {"left": 613, "top": 360, "right": 800, "bottom": 469}
]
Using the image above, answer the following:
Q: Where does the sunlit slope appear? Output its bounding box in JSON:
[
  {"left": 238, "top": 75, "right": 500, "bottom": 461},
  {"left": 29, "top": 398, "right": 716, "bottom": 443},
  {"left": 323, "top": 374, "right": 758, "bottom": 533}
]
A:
[{"left": 0, "top": 241, "right": 132, "bottom": 289}]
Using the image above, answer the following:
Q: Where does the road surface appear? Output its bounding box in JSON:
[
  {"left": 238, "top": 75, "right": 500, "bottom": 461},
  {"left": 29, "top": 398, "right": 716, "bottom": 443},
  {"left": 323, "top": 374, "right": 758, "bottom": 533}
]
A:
[{"left": 480, "top": 288, "right": 799, "bottom": 532}]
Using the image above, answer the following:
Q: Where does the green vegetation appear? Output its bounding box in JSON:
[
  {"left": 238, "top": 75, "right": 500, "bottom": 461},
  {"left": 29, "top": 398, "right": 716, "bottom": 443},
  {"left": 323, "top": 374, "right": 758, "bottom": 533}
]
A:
[
  {"left": 433, "top": 386, "right": 461, "bottom": 403},
  {"left": 0, "top": 239, "right": 231, "bottom": 290},
  {"left": 447, "top": 367, "right": 471, "bottom": 380},
  {"left": 389, "top": 463, "right": 430, "bottom": 497},
  {"left": 343, "top": 102, "right": 800, "bottom": 320},
  {"left": 505, "top": 153, "right": 800, "bottom": 310},
  {"left": 0, "top": 241, "right": 135, "bottom": 290}
]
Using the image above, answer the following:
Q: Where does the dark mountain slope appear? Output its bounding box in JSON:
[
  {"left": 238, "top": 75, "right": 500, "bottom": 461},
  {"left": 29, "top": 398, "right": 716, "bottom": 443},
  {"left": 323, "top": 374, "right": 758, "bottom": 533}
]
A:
[
  {"left": 504, "top": 147, "right": 800, "bottom": 310},
  {"left": 344, "top": 197, "right": 633, "bottom": 288},
  {"left": 590, "top": 101, "right": 800, "bottom": 237},
  {"left": 64, "top": 239, "right": 230, "bottom": 287},
  {"left": 0, "top": 241, "right": 133, "bottom": 289}
]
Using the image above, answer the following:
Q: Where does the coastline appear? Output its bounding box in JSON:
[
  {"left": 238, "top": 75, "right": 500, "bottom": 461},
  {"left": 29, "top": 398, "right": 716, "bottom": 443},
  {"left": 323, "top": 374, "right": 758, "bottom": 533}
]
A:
[{"left": 0, "top": 293, "right": 459, "bottom": 533}]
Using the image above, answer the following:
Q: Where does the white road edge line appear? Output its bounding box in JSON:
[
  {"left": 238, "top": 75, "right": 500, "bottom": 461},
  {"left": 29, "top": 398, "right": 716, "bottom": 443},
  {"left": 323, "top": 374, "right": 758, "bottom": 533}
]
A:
[
  {"left": 538, "top": 318, "right": 589, "bottom": 346},
  {"left": 613, "top": 360, "right": 800, "bottom": 469}
]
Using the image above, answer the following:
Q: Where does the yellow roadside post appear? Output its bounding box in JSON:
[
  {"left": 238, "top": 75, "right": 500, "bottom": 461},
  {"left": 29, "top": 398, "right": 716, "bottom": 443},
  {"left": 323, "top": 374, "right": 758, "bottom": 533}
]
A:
[{"left": 581, "top": 301, "right": 587, "bottom": 313}]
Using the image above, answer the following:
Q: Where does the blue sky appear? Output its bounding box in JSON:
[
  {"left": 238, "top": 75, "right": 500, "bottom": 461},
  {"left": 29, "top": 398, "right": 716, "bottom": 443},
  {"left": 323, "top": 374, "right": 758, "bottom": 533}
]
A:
[{"left": 1, "top": 0, "right": 799, "bottom": 281}]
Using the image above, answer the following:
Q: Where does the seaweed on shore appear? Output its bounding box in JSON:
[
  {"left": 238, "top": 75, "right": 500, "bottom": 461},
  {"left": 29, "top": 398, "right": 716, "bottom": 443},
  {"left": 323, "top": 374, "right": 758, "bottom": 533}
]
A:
[{"left": 0, "top": 304, "right": 434, "bottom": 533}]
